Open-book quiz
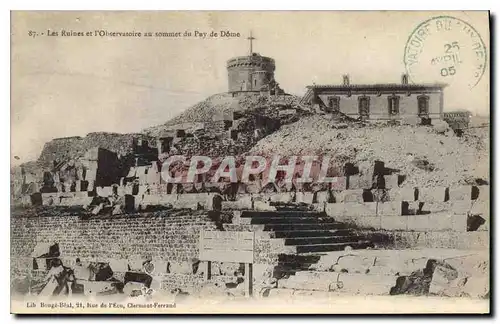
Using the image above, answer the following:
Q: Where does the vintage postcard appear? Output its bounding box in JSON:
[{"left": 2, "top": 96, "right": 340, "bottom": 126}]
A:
[{"left": 10, "top": 11, "right": 490, "bottom": 314}]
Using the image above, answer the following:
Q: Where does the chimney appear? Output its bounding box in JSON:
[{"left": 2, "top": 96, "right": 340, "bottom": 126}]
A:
[
  {"left": 343, "top": 74, "right": 350, "bottom": 86},
  {"left": 401, "top": 73, "right": 409, "bottom": 85}
]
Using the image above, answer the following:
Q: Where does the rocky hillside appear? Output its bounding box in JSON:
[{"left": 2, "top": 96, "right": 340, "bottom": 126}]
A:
[
  {"left": 143, "top": 92, "right": 306, "bottom": 137},
  {"left": 14, "top": 90, "right": 489, "bottom": 191},
  {"left": 251, "top": 115, "right": 489, "bottom": 188}
]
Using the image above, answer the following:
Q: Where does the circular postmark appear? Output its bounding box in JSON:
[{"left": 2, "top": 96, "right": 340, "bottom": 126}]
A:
[{"left": 404, "top": 16, "right": 487, "bottom": 89}]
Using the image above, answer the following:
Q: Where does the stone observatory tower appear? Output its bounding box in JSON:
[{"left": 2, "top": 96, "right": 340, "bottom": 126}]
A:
[{"left": 226, "top": 32, "right": 277, "bottom": 93}]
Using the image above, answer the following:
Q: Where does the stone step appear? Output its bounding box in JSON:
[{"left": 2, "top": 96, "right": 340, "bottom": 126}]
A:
[
  {"left": 240, "top": 210, "right": 324, "bottom": 218},
  {"left": 276, "top": 272, "right": 396, "bottom": 295},
  {"left": 277, "top": 254, "right": 323, "bottom": 264},
  {"left": 241, "top": 216, "right": 339, "bottom": 225},
  {"left": 269, "top": 229, "right": 354, "bottom": 238},
  {"left": 264, "top": 223, "right": 349, "bottom": 231},
  {"left": 294, "top": 241, "right": 374, "bottom": 253},
  {"left": 285, "top": 235, "right": 365, "bottom": 246}
]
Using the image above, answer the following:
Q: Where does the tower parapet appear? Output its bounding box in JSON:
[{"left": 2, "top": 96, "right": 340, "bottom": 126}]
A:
[{"left": 226, "top": 53, "right": 276, "bottom": 92}]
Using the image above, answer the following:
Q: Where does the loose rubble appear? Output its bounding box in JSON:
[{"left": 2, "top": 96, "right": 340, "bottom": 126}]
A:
[{"left": 251, "top": 115, "right": 489, "bottom": 188}]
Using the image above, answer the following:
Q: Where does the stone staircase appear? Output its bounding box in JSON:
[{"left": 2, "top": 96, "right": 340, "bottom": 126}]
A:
[
  {"left": 221, "top": 205, "right": 379, "bottom": 290},
  {"left": 237, "top": 209, "right": 373, "bottom": 254},
  {"left": 224, "top": 202, "right": 375, "bottom": 256}
]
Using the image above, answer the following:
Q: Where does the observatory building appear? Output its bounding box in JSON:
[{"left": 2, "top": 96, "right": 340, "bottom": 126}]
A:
[{"left": 226, "top": 32, "right": 282, "bottom": 94}]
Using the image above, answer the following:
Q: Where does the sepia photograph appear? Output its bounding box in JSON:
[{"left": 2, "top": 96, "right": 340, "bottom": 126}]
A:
[{"left": 10, "top": 10, "right": 490, "bottom": 314}]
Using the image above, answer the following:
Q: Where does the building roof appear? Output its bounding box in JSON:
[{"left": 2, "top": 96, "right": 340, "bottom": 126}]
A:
[
  {"left": 306, "top": 83, "right": 447, "bottom": 90},
  {"left": 300, "top": 83, "right": 447, "bottom": 105}
]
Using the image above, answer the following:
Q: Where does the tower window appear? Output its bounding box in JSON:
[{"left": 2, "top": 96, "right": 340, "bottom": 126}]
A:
[{"left": 388, "top": 95, "right": 400, "bottom": 115}]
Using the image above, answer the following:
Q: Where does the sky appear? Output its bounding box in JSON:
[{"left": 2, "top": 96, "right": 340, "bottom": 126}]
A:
[{"left": 11, "top": 11, "right": 490, "bottom": 165}]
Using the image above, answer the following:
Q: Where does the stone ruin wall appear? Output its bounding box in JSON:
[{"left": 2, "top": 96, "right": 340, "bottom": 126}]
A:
[
  {"left": 37, "top": 132, "right": 154, "bottom": 168},
  {"left": 10, "top": 207, "right": 283, "bottom": 294}
]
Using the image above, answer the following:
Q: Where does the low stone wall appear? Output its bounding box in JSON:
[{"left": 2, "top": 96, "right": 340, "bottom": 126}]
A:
[
  {"left": 364, "top": 230, "right": 489, "bottom": 250},
  {"left": 11, "top": 212, "right": 218, "bottom": 263}
]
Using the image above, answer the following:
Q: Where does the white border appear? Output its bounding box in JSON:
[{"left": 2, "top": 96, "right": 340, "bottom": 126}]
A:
[{"left": 2, "top": 1, "right": 497, "bottom": 323}]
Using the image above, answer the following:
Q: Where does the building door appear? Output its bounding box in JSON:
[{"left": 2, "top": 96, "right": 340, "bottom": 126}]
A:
[
  {"left": 417, "top": 95, "right": 429, "bottom": 117},
  {"left": 388, "top": 95, "right": 400, "bottom": 118},
  {"left": 358, "top": 96, "right": 370, "bottom": 119},
  {"left": 326, "top": 96, "right": 340, "bottom": 113}
]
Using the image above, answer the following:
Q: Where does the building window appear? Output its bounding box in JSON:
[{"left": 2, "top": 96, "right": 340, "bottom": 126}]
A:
[
  {"left": 326, "top": 96, "right": 340, "bottom": 113},
  {"left": 388, "top": 95, "right": 400, "bottom": 115},
  {"left": 417, "top": 95, "right": 430, "bottom": 116},
  {"left": 358, "top": 96, "right": 370, "bottom": 118}
]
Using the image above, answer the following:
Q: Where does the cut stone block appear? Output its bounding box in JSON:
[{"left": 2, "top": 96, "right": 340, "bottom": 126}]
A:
[
  {"left": 330, "top": 176, "right": 347, "bottom": 191},
  {"left": 295, "top": 192, "right": 314, "bottom": 204},
  {"left": 450, "top": 200, "right": 472, "bottom": 214},
  {"left": 339, "top": 189, "right": 364, "bottom": 203},
  {"left": 349, "top": 216, "right": 381, "bottom": 230},
  {"left": 141, "top": 185, "right": 152, "bottom": 196},
  {"left": 404, "top": 213, "right": 467, "bottom": 232},
  {"left": 343, "top": 202, "right": 377, "bottom": 217},
  {"left": 221, "top": 198, "right": 252, "bottom": 210},
  {"left": 402, "top": 201, "right": 423, "bottom": 215},
  {"left": 462, "top": 276, "right": 489, "bottom": 298},
  {"left": 406, "top": 215, "right": 430, "bottom": 231},
  {"left": 418, "top": 187, "right": 447, "bottom": 202},
  {"left": 254, "top": 201, "right": 276, "bottom": 211},
  {"left": 75, "top": 180, "right": 82, "bottom": 192},
  {"left": 231, "top": 211, "right": 242, "bottom": 225},
  {"left": 372, "top": 189, "right": 390, "bottom": 202},
  {"left": 124, "top": 185, "right": 134, "bottom": 195},
  {"left": 335, "top": 273, "right": 397, "bottom": 295},
  {"left": 347, "top": 175, "right": 359, "bottom": 190},
  {"left": 109, "top": 259, "right": 129, "bottom": 273},
  {"left": 381, "top": 216, "right": 407, "bottom": 230},
  {"left": 417, "top": 201, "right": 470, "bottom": 215},
  {"left": 377, "top": 201, "right": 402, "bottom": 216},
  {"left": 448, "top": 186, "right": 472, "bottom": 201},
  {"left": 96, "top": 186, "right": 112, "bottom": 197},
  {"left": 141, "top": 195, "right": 160, "bottom": 206},
  {"left": 470, "top": 200, "right": 489, "bottom": 217},
  {"left": 473, "top": 185, "right": 490, "bottom": 201},
  {"left": 117, "top": 186, "right": 126, "bottom": 196},
  {"left": 348, "top": 174, "right": 373, "bottom": 190},
  {"left": 146, "top": 171, "right": 161, "bottom": 185},
  {"left": 330, "top": 191, "right": 342, "bottom": 203},
  {"left": 452, "top": 214, "right": 468, "bottom": 232},
  {"left": 311, "top": 203, "right": 325, "bottom": 212},
  {"left": 176, "top": 194, "right": 202, "bottom": 210},
  {"left": 428, "top": 213, "right": 456, "bottom": 231},
  {"left": 315, "top": 191, "right": 331, "bottom": 204},
  {"left": 334, "top": 255, "right": 375, "bottom": 274},
  {"left": 41, "top": 193, "right": 58, "bottom": 206},
  {"left": 325, "top": 203, "right": 346, "bottom": 218},
  {"left": 418, "top": 202, "right": 448, "bottom": 214},
  {"left": 156, "top": 194, "right": 178, "bottom": 205},
  {"left": 277, "top": 274, "right": 331, "bottom": 291},
  {"left": 388, "top": 188, "right": 415, "bottom": 201},
  {"left": 281, "top": 272, "right": 395, "bottom": 295},
  {"left": 269, "top": 192, "right": 293, "bottom": 203},
  {"left": 428, "top": 264, "right": 459, "bottom": 296},
  {"left": 383, "top": 175, "right": 399, "bottom": 189}
]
